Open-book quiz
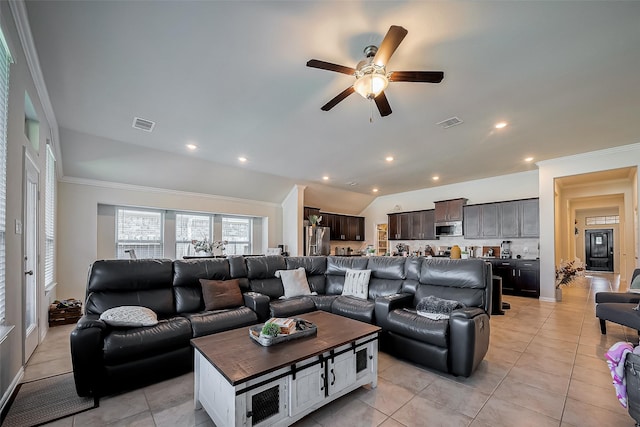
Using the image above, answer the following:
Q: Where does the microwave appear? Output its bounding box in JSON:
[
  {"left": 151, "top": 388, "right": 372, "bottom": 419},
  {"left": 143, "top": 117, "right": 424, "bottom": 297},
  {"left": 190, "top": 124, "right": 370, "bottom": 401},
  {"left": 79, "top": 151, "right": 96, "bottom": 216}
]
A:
[{"left": 435, "top": 221, "right": 463, "bottom": 237}]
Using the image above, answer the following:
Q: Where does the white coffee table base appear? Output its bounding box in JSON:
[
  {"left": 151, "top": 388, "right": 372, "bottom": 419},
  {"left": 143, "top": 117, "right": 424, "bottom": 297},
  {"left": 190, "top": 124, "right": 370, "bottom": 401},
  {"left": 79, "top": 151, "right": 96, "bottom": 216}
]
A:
[{"left": 194, "top": 334, "right": 378, "bottom": 427}]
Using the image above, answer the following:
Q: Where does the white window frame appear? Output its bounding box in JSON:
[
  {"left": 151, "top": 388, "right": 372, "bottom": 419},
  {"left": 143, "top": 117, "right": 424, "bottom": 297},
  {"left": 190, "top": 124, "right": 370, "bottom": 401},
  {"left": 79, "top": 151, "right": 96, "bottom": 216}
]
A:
[
  {"left": 0, "top": 28, "right": 11, "bottom": 325},
  {"left": 222, "top": 216, "right": 253, "bottom": 255},
  {"left": 44, "top": 144, "right": 56, "bottom": 291},
  {"left": 175, "top": 212, "right": 213, "bottom": 258},
  {"left": 115, "top": 207, "right": 164, "bottom": 259}
]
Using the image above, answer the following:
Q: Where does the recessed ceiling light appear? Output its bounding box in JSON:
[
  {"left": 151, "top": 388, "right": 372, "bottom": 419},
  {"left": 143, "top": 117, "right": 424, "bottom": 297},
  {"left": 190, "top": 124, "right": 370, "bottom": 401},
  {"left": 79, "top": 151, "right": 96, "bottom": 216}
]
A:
[
  {"left": 432, "top": 176, "right": 440, "bottom": 181},
  {"left": 495, "top": 121, "right": 508, "bottom": 129},
  {"left": 385, "top": 156, "right": 394, "bottom": 162},
  {"left": 238, "top": 156, "right": 247, "bottom": 163},
  {"left": 322, "top": 176, "right": 329, "bottom": 181},
  {"left": 186, "top": 143, "right": 197, "bottom": 151},
  {"left": 372, "top": 188, "right": 379, "bottom": 193},
  {"left": 524, "top": 157, "right": 534, "bottom": 162}
]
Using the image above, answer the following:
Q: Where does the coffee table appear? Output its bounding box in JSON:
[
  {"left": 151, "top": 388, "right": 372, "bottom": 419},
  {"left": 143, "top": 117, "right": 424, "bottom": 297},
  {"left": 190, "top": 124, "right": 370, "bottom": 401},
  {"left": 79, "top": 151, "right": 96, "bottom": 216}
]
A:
[{"left": 191, "top": 311, "right": 380, "bottom": 427}]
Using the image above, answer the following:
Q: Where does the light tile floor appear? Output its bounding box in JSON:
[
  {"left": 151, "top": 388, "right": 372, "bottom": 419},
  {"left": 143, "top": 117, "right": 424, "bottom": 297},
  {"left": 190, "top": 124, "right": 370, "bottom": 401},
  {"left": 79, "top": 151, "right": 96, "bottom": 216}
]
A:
[{"left": 25, "top": 273, "right": 639, "bottom": 426}]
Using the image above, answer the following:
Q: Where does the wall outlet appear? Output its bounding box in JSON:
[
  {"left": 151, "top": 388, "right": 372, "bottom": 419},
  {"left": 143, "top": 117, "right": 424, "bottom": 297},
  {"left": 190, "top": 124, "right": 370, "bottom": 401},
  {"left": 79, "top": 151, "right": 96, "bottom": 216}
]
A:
[
  {"left": 523, "top": 247, "right": 529, "bottom": 254},
  {"left": 15, "top": 219, "right": 22, "bottom": 235}
]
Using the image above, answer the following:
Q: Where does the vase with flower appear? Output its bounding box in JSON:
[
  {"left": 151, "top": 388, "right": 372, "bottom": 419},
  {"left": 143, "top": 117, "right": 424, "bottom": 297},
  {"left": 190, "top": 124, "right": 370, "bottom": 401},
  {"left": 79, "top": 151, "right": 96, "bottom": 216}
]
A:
[{"left": 554, "top": 259, "right": 586, "bottom": 301}]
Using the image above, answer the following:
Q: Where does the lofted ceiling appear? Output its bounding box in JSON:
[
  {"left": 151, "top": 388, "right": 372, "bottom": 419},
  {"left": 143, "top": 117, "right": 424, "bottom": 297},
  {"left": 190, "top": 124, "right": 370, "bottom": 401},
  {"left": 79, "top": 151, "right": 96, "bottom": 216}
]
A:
[{"left": 24, "top": 1, "right": 640, "bottom": 212}]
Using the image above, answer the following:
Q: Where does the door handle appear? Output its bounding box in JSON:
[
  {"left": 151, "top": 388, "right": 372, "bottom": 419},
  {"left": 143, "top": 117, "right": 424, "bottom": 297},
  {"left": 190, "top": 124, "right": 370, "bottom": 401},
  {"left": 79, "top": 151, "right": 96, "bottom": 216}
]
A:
[
  {"left": 330, "top": 368, "right": 335, "bottom": 386},
  {"left": 25, "top": 270, "right": 33, "bottom": 276}
]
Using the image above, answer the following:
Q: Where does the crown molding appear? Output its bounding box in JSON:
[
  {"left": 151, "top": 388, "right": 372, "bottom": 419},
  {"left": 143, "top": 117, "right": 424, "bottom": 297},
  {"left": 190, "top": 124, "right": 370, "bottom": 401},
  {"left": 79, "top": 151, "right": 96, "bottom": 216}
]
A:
[
  {"left": 536, "top": 142, "right": 640, "bottom": 168},
  {"left": 9, "top": 0, "right": 63, "bottom": 178},
  {"left": 59, "top": 176, "right": 281, "bottom": 208}
]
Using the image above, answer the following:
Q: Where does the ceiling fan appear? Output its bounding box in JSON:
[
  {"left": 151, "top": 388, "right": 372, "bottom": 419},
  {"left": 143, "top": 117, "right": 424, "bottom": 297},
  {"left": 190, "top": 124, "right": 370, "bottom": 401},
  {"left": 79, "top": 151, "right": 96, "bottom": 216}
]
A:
[{"left": 307, "top": 25, "right": 444, "bottom": 117}]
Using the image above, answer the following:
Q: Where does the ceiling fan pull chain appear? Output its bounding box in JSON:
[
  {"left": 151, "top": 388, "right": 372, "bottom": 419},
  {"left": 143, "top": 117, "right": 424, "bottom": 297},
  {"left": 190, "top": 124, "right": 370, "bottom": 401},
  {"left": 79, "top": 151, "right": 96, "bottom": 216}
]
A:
[{"left": 370, "top": 99, "right": 374, "bottom": 123}]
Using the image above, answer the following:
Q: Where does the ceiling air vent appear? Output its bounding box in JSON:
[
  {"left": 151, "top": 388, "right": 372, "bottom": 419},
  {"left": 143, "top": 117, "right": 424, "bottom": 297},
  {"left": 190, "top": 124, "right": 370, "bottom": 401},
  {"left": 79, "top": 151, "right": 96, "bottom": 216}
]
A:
[
  {"left": 132, "top": 117, "right": 155, "bottom": 132},
  {"left": 436, "top": 116, "right": 463, "bottom": 129}
]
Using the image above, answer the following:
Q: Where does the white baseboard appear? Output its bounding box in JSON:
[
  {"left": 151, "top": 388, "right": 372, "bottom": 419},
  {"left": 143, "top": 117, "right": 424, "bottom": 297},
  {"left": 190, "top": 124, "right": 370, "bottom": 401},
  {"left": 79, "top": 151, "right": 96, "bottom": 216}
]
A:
[
  {"left": 539, "top": 296, "right": 557, "bottom": 303},
  {"left": 0, "top": 367, "right": 24, "bottom": 415}
]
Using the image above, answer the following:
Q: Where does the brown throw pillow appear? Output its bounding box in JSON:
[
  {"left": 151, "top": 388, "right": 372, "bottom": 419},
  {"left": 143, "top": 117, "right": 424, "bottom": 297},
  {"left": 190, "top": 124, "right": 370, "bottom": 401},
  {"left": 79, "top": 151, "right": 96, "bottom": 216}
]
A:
[{"left": 199, "top": 278, "right": 243, "bottom": 310}]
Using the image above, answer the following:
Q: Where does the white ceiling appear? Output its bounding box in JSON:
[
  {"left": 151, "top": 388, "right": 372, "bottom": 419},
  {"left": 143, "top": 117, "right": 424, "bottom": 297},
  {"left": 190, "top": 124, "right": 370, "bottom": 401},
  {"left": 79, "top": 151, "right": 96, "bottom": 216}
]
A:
[{"left": 24, "top": 1, "right": 640, "bottom": 212}]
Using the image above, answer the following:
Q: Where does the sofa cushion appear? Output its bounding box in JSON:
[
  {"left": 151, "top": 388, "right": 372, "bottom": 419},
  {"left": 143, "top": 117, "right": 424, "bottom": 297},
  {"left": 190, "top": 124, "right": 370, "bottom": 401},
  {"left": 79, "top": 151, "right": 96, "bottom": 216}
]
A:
[
  {"left": 285, "top": 256, "right": 327, "bottom": 293},
  {"left": 309, "top": 294, "right": 338, "bottom": 312},
  {"left": 200, "top": 278, "right": 243, "bottom": 310},
  {"left": 183, "top": 307, "right": 258, "bottom": 337},
  {"left": 342, "top": 269, "right": 371, "bottom": 299},
  {"left": 103, "top": 316, "right": 192, "bottom": 364},
  {"left": 275, "top": 267, "right": 312, "bottom": 298},
  {"left": 386, "top": 308, "right": 448, "bottom": 348},
  {"left": 246, "top": 256, "right": 287, "bottom": 298},
  {"left": 331, "top": 295, "right": 375, "bottom": 323},
  {"left": 270, "top": 297, "right": 316, "bottom": 318},
  {"left": 99, "top": 306, "right": 158, "bottom": 327},
  {"left": 367, "top": 256, "right": 406, "bottom": 280},
  {"left": 173, "top": 258, "right": 232, "bottom": 313}
]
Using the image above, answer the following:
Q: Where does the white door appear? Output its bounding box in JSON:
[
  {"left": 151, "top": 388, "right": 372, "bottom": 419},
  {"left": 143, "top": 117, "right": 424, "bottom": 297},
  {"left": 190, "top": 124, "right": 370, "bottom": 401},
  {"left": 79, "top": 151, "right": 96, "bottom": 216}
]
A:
[{"left": 24, "top": 151, "right": 39, "bottom": 361}]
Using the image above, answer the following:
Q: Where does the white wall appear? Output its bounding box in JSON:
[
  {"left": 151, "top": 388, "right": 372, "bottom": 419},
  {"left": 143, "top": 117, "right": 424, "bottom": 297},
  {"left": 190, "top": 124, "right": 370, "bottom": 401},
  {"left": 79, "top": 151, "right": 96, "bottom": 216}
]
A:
[
  {"left": 56, "top": 178, "right": 282, "bottom": 300},
  {"left": 538, "top": 143, "right": 640, "bottom": 301},
  {"left": 281, "top": 185, "right": 305, "bottom": 256}
]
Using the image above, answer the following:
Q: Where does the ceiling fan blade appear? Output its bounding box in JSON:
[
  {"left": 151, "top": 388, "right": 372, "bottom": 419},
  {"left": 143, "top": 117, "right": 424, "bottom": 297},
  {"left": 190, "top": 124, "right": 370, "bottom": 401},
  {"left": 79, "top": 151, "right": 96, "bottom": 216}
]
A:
[
  {"left": 321, "top": 86, "right": 355, "bottom": 111},
  {"left": 307, "top": 59, "right": 356, "bottom": 75},
  {"left": 373, "top": 25, "right": 408, "bottom": 66},
  {"left": 374, "top": 91, "right": 392, "bottom": 117},
  {"left": 390, "top": 71, "right": 444, "bottom": 83}
]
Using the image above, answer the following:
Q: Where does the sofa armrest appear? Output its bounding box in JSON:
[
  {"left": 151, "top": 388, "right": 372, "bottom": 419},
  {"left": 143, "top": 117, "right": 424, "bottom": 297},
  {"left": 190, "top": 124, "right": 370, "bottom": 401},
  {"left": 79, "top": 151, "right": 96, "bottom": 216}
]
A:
[
  {"left": 243, "top": 292, "right": 271, "bottom": 321},
  {"left": 374, "top": 293, "right": 413, "bottom": 331},
  {"left": 76, "top": 314, "right": 107, "bottom": 330},
  {"left": 595, "top": 292, "right": 640, "bottom": 304},
  {"left": 70, "top": 315, "right": 105, "bottom": 397},
  {"left": 449, "top": 310, "right": 490, "bottom": 377}
]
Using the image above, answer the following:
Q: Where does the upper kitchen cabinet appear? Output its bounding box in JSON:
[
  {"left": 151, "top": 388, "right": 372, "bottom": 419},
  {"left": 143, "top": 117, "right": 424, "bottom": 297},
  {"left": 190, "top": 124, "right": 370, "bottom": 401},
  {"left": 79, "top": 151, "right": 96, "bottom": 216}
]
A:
[
  {"left": 463, "top": 198, "right": 539, "bottom": 239},
  {"left": 322, "top": 212, "right": 365, "bottom": 241},
  {"left": 303, "top": 206, "right": 321, "bottom": 222},
  {"left": 410, "top": 210, "right": 435, "bottom": 240},
  {"left": 520, "top": 199, "right": 539, "bottom": 237},
  {"left": 434, "top": 198, "right": 467, "bottom": 222},
  {"left": 388, "top": 212, "right": 411, "bottom": 240}
]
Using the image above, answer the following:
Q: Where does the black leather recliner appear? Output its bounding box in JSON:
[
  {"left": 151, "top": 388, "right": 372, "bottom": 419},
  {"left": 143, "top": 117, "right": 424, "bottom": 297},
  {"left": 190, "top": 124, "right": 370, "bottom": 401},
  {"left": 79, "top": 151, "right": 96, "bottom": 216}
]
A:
[{"left": 70, "top": 258, "right": 257, "bottom": 397}]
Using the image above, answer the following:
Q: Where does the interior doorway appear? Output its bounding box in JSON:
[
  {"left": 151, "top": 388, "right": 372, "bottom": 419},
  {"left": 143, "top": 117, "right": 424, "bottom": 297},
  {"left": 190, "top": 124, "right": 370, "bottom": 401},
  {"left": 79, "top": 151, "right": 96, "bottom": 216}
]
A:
[{"left": 585, "top": 229, "right": 614, "bottom": 272}]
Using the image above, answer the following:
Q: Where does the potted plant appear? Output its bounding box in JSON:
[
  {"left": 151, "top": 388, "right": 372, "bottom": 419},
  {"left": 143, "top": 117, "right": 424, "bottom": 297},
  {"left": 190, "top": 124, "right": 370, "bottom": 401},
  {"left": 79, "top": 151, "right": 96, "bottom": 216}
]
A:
[
  {"left": 308, "top": 215, "right": 322, "bottom": 227},
  {"left": 555, "top": 259, "right": 586, "bottom": 301}
]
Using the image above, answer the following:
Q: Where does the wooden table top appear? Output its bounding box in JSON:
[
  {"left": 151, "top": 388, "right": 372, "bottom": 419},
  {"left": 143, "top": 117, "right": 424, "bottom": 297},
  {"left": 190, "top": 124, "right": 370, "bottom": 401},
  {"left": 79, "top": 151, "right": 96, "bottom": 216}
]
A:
[{"left": 191, "top": 311, "right": 380, "bottom": 385}]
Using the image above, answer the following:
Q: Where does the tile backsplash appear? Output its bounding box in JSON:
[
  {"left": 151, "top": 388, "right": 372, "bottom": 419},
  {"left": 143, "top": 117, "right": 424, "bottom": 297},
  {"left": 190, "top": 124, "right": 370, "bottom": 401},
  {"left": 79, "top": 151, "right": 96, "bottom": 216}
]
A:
[{"left": 387, "top": 237, "right": 540, "bottom": 259}]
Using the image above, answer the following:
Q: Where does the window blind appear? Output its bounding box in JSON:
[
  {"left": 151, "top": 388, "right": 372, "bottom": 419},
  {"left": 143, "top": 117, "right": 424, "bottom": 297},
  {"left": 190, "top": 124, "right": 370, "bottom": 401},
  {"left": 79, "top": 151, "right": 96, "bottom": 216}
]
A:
[
  {"left": 175, "top": 213, "right": 211, "bottom": 258},
  {"left": 0, "top": 33, "right": 10, "bottom": 323},
  {"left": 116, "top": 208, "right": 164, "bottom": 259},
  {"left": 222, "top": 217, "right": 252, "bottom": 255},
  {"left": 44, "top": 145, "right": 55, "bottom": 289}
]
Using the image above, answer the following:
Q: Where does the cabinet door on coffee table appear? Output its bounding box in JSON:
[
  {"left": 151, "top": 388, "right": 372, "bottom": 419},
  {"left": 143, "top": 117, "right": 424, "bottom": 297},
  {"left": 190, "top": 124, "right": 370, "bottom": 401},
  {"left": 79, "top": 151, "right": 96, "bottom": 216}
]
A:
[
  {"left": 327, "top": 350, "right": 357, "bottom": 396},
  {"left": 289, "top": 360, "right": 324, "bottom": 417},
  {"left": 243, "top": 378, "right": 288, "bottom": 427}
]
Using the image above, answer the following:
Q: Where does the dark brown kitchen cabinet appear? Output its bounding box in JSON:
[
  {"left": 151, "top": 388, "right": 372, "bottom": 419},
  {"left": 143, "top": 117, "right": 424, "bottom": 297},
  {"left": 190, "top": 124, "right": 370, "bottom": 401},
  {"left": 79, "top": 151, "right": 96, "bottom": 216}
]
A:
[
  {"left": 463, "top": 205, "right": 481, "bottom": 238},
  {"left": 490, "top": 259, "right": 539, "bottom": 298},
  {"left": 434, "top": 198, "right": 467, "bottom": 222},
  {"left": 463, "top": 204, "right": 498, "bottom": 238},
  {"left": 388, "top": 213, "right": 411, "bottom": 240},
  {"left": 321, "top": 212, "right": 364, "bottom": 241},
  {"left": 464, "top": 198, "right": 539, "bottom": 239},
  {"left": 481, "top": 204, "right": 500, "bottom": 238},
  {"left": 389, "top": 210, "right": 434, "bottom": 240},
  {"left": 303, "top": 206, "right": 321, "bottom": 222}
]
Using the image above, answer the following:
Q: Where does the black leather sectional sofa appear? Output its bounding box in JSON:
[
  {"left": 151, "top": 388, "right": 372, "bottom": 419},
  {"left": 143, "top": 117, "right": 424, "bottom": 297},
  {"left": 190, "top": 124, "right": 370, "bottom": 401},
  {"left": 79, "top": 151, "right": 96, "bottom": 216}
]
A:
[{"left": 70, "top": 255, "right": 492, "bottom": 397}]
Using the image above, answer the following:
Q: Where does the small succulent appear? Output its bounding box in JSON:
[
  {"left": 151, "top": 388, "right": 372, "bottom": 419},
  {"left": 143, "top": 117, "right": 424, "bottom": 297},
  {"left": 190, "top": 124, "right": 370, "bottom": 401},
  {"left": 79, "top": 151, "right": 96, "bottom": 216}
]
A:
[{"left": 261, "top": 322, "right": 281, "bottom": 337}]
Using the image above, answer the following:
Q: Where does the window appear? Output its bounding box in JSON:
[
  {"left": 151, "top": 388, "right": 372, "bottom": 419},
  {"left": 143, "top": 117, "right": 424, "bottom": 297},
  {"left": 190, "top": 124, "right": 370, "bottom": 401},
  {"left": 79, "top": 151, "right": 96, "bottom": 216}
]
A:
[
  {"left": 116, "top": 208, "right": 164, "bottom": 259},
  {"left": 585, "top": 215, "right": 619, "bottom": 225},
  {"left": 176, "top": 213, "right": 212, "bottom": 258},
  {"left": 44, "top": 144, "right": 56, "bottom": 290},
  {"left": 0, "top": 31, "right": 11, "bottom": 323},
  {"left": 222, "top": 216, "right": 252, "bottom": 255}
]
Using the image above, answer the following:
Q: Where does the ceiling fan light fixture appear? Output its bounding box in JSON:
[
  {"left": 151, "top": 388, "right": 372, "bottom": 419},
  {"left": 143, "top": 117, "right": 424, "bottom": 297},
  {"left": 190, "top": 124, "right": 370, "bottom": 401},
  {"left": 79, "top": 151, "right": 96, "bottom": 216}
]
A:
[{"left": 354, "top": 65, "right": 389, "bottom": 99}]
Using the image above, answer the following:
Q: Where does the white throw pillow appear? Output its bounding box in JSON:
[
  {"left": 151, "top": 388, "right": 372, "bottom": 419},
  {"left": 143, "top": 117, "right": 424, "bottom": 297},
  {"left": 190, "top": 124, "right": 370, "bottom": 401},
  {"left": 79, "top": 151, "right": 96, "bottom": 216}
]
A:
[
  {"left": 275, "top": 267, "right": 312, "bottom": 298},
  {"left": 99, "top": 306, "right": 158, "bottom": 327},
  {"left": 342, "top": 269, "right": 371, "bottom": 299}
]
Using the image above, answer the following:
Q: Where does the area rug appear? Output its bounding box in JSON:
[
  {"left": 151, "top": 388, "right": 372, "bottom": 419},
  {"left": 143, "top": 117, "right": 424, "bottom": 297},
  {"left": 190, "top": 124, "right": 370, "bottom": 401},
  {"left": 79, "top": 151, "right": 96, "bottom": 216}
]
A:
[{"left": 1, "top": 372, "right": 98, "bottom": 427}]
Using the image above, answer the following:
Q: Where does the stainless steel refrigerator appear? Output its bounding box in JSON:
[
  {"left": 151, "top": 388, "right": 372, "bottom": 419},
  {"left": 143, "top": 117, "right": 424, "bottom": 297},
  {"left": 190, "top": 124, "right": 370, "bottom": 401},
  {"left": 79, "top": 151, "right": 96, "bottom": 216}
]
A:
[{"left": 304, "top": 226, "right": 330, "bottom": 256}]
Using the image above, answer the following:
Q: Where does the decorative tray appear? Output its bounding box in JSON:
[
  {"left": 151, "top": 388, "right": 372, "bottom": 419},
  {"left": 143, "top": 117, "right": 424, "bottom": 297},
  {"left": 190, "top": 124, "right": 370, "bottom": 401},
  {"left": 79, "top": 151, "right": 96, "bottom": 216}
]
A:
[{"left": 249, "top": 318, "right": 317, "bottom": 347}]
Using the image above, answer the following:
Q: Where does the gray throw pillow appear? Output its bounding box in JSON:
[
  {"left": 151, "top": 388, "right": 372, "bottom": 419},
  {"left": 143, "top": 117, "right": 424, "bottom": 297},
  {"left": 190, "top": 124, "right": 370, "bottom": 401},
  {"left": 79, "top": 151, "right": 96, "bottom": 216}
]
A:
[
  {"left": 99, "top": 306, "right": 158, "bottom": 327},
  {"left": 416, "top": 295, "right": 465, "bottom": 320}
]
